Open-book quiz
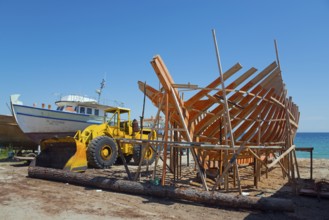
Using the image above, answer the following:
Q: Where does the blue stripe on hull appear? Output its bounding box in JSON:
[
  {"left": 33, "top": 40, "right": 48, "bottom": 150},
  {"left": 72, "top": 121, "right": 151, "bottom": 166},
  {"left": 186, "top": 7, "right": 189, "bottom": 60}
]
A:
[{"left": 16, "top": 112, "right": 102, "bottom": 125}]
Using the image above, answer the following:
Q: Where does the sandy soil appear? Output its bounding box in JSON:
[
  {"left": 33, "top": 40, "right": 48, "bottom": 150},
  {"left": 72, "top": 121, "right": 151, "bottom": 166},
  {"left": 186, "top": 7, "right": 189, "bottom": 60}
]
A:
[{"left": 0, "top": 158, "right": 329, "bottom": 220}]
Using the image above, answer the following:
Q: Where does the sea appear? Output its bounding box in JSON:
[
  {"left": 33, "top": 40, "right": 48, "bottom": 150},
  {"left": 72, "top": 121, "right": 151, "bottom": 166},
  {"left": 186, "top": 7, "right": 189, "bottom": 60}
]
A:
[{"left": 294, "top": 132, "right": 329, "bottom": 159}]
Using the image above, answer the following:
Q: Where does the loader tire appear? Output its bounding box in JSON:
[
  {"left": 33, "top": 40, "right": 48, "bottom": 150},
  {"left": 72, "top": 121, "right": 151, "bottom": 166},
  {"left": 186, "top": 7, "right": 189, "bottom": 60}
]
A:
[
  {"left": 87, "top": 136, "right": 118, "bottom": 169},
  {"left": 132, "top": 144, "right": 156, "bottom": 165},
  {"left": 115, "top": 155, "right": 133, "bottom": 165}
]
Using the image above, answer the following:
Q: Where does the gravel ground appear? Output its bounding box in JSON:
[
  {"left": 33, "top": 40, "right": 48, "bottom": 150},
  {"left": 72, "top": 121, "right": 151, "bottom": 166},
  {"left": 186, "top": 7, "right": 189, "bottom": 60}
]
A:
[{"left": 0, "top": 158, "right": 328, "bottom": 220}]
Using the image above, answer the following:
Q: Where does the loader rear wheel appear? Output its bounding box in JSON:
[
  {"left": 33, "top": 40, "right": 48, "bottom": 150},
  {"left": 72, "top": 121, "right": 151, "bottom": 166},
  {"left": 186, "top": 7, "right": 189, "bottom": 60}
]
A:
[
  {"left": 87, "top": 136, "right": 118, "bottom": 169},
  {"left": 132, "top": 144, "right": 156, "bottom": 165},
  {"left": 115, "top": 155, "right": 133, "bottom": 165}
]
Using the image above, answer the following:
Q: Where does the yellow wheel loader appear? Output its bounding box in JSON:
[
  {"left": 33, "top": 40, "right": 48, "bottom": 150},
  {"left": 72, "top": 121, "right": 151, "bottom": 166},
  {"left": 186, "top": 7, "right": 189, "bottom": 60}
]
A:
[{"left": 33, "top": 107, "right": 157, "bottom": 172}]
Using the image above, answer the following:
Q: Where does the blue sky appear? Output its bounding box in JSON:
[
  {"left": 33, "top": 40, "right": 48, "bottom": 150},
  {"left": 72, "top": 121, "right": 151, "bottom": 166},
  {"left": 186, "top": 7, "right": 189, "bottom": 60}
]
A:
[{"left": 0, "top": 1, "right": 328, "bottom": 132}]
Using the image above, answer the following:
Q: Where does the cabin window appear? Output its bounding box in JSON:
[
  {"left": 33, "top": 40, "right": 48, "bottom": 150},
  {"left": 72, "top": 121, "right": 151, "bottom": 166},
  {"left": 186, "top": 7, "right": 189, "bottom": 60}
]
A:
[
  {"left": 95, "top": 109, "right": 99, "bottom": 116},
  {"left": 87, "top": 108, "right": 92, "bottom": 115},
  {"left": 80, "top": 107, "right": 85, "bottom": 114}
]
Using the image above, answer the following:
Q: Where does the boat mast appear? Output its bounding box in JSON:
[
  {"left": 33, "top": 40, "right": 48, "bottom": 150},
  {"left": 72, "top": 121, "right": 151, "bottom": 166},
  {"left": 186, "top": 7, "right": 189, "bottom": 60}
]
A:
[{"left": 96, "top": 79, "right": 106, "bottom": 103}]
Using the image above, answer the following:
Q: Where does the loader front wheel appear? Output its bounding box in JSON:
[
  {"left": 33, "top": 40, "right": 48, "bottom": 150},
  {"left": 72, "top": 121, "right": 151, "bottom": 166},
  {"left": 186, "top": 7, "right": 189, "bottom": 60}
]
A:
[{"left": 87, "top": 136, "right": 118, "bottom": 169}]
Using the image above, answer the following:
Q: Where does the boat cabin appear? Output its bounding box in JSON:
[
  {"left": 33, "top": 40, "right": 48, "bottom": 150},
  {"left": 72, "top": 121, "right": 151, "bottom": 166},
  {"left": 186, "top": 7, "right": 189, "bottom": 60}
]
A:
[
  {"left": 55, "top": 95, "right": 109, "bottom": 117},
  {"left": 56, "top": 105, "right": 100, "bottom": 116}
]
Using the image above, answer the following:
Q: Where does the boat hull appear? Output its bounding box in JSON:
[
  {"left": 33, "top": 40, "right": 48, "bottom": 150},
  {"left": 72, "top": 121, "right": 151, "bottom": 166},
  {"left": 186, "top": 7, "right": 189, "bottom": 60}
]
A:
[
  {"left": 0, "top": 114, "right": 37, "bottom": 149},
  {"left": 12, "top": 104, "right": 103, "bottom": 144}
]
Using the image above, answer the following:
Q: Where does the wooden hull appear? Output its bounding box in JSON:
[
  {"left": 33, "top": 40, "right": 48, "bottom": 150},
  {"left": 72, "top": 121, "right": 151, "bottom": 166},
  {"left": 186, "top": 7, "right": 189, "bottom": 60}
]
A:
[{"left": 139, "top": 55, "right": 300, "bottom": 168}]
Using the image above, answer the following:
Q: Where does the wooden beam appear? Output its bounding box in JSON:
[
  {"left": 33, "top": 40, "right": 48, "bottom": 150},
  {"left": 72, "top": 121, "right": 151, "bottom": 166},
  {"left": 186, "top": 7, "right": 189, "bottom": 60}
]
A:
[
  {"left": 170, "top": 87, "right": 209, "bottom": 191},
  {"left": 212, "top": 144, "right": 246, "bottom": 190},
  {"left": 268, "top": 145, "right": 295, "bottom": 169},
  {"left": 161, "top": 93, "right": 169, "bottom": 186},
  {"left": 185, "top": 63, "right": 243, "bottom": 107},
  {"left": 212, "top": 29, "right": 241, "bottom": 194}
]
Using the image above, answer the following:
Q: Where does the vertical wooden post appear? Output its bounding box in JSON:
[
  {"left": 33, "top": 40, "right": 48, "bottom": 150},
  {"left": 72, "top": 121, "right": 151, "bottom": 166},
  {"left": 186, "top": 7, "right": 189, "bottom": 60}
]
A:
[
  {"left": 285, "top": 88, "right": 295, "bottom": 182},
  {"left": 257, "top": 117, "right": 262, "bottom": 181},
  {"left": 283, "top": 150, "right": 289, "bottom": 179},
  {"left": 161, "top": 92, "right": 169, "bottom": 186},
  {"left": 219, "top": 117, "right": 223, "bottom": 177},
  {"left": 151, "top": 92, "right": 165, "bottom": 181},
  {"left": 265, "top": 150, "right": 269, "bottom": 179},
  {"left": 254, "top": 117, "right": 261, "bottom": 188},
  {"left": 134, "top": 141, "right": 150, "bottom": 181},
  {"left": 212, "top": 29, "right": 242, "bottom": 194},
  {"left": 310, "top": 148, "right": 313, "bottom": 180},
  {"left": 116, "top": 139, "right": 132, "bottom": 180},
  {"left": 178, "top": 127, "right": 182, "bottom": 179},
  {"left": 233, "top": 164, "right": 236, "bottom": 188},
  {"left": 274, "top": 41, "right": 288, "bottom": 179},
  {"left": 224, "top": 151, "right": 229, "bottom": 191},
  {"left": 170, "top": 123, "right": 174, "bottom": 174},
  {"left": 254, "top": 155, "right": 258, "bottom": 188},
  {"left": 173, "top": 122, "right": 179, "bottom": 181},
  {"left": 222, "top": 115, "right": 229, "bottom": 191},
  {"left": 170, "top": 88, "right": 208, "bottom": 191},
  {"left": 274, "top": 40, "right": 298, "bottom": 188},
  {"left": 293, "top": 149, "right": 300, "bottom": 179}
]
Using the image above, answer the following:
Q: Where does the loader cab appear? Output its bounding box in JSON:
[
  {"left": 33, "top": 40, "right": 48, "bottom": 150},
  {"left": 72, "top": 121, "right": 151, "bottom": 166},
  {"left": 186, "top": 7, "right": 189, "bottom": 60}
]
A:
[{"left": 105, "top": 107, "right": 132, "bottom": 135}]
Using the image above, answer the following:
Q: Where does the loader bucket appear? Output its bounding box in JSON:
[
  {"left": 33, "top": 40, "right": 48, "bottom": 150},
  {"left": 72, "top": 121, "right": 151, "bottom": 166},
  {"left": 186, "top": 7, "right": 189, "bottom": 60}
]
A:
[{"left": 33, "top": 137, "right": 88, "bottom": 172}]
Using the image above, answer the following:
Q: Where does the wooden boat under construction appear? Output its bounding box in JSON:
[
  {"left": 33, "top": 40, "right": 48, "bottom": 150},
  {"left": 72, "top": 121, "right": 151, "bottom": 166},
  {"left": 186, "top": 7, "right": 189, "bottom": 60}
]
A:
[
  {"left": 140, "top": 55, "right": 298, "bottom": 152},
  {"left": 142, "top": 53, "right": 299, "bottom": 140},
  {"left": 137, "top": 36, "right": 300, "bottom": 191}
]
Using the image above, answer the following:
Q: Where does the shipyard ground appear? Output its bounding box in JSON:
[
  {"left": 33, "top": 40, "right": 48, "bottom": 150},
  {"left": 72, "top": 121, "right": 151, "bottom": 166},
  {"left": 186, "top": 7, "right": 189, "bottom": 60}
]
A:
[{"left": 0, "top": 158, "right": 328, "bottom": 220}]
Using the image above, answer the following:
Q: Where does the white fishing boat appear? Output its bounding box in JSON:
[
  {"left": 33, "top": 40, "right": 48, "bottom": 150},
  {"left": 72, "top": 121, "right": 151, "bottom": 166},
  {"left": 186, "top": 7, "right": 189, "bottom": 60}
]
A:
[
  {"left": 11, "top": 89, "right": 116, "bottom": 144},
  {"left": 10, "top": 80, "right": 113, "bottom": 143}
]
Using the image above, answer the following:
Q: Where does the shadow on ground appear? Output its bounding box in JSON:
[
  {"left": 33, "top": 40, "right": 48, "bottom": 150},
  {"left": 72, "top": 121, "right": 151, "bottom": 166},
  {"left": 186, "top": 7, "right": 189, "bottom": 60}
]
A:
[{"left": 244, "top": 180, "right": 329, "bottom": 220}]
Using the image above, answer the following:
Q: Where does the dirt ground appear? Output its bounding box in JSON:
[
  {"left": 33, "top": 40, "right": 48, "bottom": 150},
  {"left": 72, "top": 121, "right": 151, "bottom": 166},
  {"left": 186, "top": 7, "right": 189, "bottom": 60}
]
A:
[{"left": 0, "top": 158, "right": 329, "bottom": 220}]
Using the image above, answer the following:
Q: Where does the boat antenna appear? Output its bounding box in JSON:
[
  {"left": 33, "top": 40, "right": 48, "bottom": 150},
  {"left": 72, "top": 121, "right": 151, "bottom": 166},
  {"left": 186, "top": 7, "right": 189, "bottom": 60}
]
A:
[{"left": 96, "top": 79, "right": 106, "bottom": 103}]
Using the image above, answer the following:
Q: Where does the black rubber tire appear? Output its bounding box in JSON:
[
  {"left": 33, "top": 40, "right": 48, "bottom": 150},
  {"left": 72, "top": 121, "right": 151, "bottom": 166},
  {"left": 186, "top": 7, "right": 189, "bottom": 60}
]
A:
[
  {"left": 115, "top": 155, "right": 133, "bottom": 165},
  {"left": 132, "top": 144, "right": 156, "bottom": 165},
  {"left": 87, "top": 136, "right": 118, "bottom": 169}
]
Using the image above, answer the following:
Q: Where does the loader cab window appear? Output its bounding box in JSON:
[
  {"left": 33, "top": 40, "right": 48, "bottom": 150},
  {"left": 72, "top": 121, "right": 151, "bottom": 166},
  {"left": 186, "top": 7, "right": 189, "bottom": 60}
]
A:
[
  {"left": 120, "top": 112, "right": 129, "bottom": 122},
  {"left": 119, "top": 111, "right": 129, "bottom": 131},
  {"left": 107, "top": 112, "right": 118, "bottom": 126}
]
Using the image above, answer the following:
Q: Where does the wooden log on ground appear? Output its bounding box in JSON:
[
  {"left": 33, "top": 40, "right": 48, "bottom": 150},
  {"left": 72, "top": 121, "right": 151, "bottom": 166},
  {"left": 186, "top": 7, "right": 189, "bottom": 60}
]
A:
[{"left": 28, "top": 166, "right": 294, "bottom": 212}]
